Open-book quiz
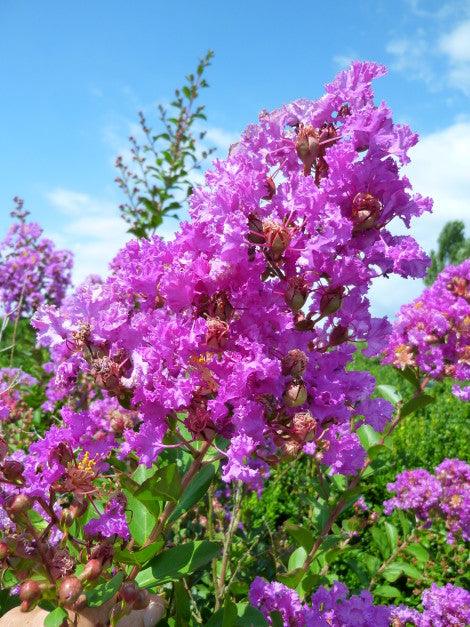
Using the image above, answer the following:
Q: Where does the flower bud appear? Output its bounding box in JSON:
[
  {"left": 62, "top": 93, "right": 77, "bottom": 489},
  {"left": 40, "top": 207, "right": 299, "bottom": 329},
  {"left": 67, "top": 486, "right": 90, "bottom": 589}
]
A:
[
  {"left": 0, "top": 541, "right": 8, "bottom": 560},
  {"left": 119, "top": 581, "right": 139, "bottom": 604},
  {"left": 67, "top": 499, "right": 88, "bottom": 521},
  {"left": 262, "top": 176, "right": 276, "bottom": 200},
  {"left": 58, "top": 576, "right": 83, "bottom": 607},
  {"left": 81, "top": 558, "right": 102, "bottom": 581},
  {"left": 319, "top": 286, "right": 344, "bottom": 316},
  {"left": 133, "top": 588, "right": 150, "bottom": 610},
  {"left": 292, "top": 412, "right": 316, "bottom": 441},
  {"left": 281, "top": 349, "right": 308, "bottom": 378},
  {"left": 262, "top": 219, "right": 291, "bottom": 261},
  {"left": 73, "top": 593, "right": 87, "bottom": 610},
  {"left": 19, "top": 580, "right": 41, "bottom": 603},
  {"left": 5, "top": 493, "right": 31, "bottom": 517},
  {"left": 283, "top": 381, "right": 307, "bottom": 407},
  {"left": 329, "top": 324, "right": 349, "bottom": 346},
  {"left": 285, "top": 277, "right": 309, "bottom": 312},
  {"left": 246, "top": 213, "right": 265, "bottom": 245},
  {"left": 2, "top": 459, "right": 24, "bottom": 481},
  {"left": 206, "top": 318, "right": 229, "bottom": 351},
  {"left": 295, "top": 124, "right": 320, "bottom": 176},
  {"left": 351, "top": 192, "right": 382, "bottom": 232}
]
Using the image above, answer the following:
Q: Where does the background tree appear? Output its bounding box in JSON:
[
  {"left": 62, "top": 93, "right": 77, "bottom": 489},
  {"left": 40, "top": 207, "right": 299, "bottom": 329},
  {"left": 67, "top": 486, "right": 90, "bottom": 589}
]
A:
[
  {"left": 425, "top": 220, "right": 470, "bottom": 285},
  {"left": 115, "top": 51, "right": 215, "bottom": 239}
]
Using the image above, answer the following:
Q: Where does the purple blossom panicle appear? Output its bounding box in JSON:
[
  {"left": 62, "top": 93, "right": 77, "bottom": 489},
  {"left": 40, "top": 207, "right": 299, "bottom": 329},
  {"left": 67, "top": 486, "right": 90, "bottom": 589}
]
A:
[
  {"left": 249, "top": 577, "right": 306, "bottom": 625},
  {"left": 0, "top": 198, "right": 73, "bottom": 317},
  {"left": 0, "top": 367, "right": 37, "bottom": 421},
  {"left": 249, "top": 579, "right": 392, "bottom": 626},
  {"left": 391, "top": 584, "right": 470, "bottom": 626},
  {"left": 384, "top": 259, "right": 470, "bottom": 398},
  {"left": 84, "top": 495, "right": 130, "bottom": 540},
  {"left": 32, "top": 62, "right": 431, "bottom": 487},
  {"left": 384, "top": 459, "right": 470, "bottom": 543}
]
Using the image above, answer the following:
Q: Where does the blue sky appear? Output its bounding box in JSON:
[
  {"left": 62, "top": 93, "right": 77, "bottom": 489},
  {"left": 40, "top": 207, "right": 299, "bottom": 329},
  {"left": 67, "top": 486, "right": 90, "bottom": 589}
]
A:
[{"left": 1, "top": 0, "right": 469, "bottom": 316}]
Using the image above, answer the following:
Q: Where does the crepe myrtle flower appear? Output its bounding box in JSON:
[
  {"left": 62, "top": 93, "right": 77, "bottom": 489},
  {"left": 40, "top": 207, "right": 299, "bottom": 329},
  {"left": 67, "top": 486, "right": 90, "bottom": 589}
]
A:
[{"left": 33, "top": 61, "right": 431, "bottom": 488}]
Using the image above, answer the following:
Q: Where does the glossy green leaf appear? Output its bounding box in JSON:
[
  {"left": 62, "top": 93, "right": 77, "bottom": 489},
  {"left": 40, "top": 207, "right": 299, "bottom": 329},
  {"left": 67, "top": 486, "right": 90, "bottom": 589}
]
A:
[
  {"left": 406, "top": 543, "right": 430, "bottom": 562},
  {"left": 374, "top": 584, "right": 401, "bottom": 598},
  {"left": 384, "top": 521, "right": 398, "bottom": 552},
  {"left": 168, "top": 462, "right": 216, "bottom": 523},
  {"left": 284, "top": 523, "right": 314, "bottom": 552},
  {"left": 376, "top": 384, "right": 402, "bottom": 405},
  {"left": 136, "top": 540, "right": 219, "bottom": 588},
  {"left": 124, "top": 490, "right": 158, "bottom": 546},
  {"left": 44, "top": 607, "right": 68, "bottom": 627},
  {"left": 357, "top": 424, "right": 381, "bottom": 451},
  {"left": 114, "top": 540, "right": 164, "bottom": 565},
  {"left": 288, "top": 546, "right": 307, "bottom": 571},
  {"left": 401, "top": 394, "right": 434, "bottom": 418},
  {"left": 86, "top": 572, "right": 124, "bottom": 607}
]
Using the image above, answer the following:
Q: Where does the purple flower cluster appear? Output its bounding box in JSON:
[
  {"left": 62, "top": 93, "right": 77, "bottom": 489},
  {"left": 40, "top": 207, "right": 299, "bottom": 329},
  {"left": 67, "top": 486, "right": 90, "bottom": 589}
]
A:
[
  {"left": 384, "top": 458, "right": 470, "bottom": 543},
  {"left": 0, "top": 367, "right": 37, "bottom": 421},
  {"left": 384, "top": 259, "right": 470, "bottom": 399},
  {"left": 249, "top": 578, "right": 391, "bottom": 626},
  {"left": 33, "top": 62, "right": 431, "bottom": 489},
  {"left": 391, "top": 583, "right": 470, "bottom": 626},
  {"left": 0, "top": 198, "right": 73, "bottom": 317},
  {"left": 0, "top": 396, "right": 136, "bottom": 529}
]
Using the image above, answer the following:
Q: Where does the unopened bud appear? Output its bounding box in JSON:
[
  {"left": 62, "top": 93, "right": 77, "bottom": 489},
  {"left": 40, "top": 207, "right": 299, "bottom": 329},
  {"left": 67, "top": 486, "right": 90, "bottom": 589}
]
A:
[
  {"left": 69, "top": 500, "right": 88, "bottom": 520},
  {"left": 2, "top": 460, "right": 24, "bottom": 482},
  {"left": 119, "top": 581, "right": 139, "bottom": 604},
  {"left": 20, "top": 600, "right": 32, "bottom": 613},
  {"left": 19, "top": 580, "right": 41, "bottom": 603},
  {"left": 206, "top": 318, "right": 229, "bottom": 351},
  {"left": 262, "top": 219, "right": 291, "bottom": 260},
  {"left": 283, "top": 381, "right": 308, "bottom": 407},
  {"left": 281, "top": 350, "right": 308, "bottom": 378},
  {"left": 351, "top": 192, "right": 382, "bottom": 232},
  {"left": 262, "top": 176, "right": 276, "bottom": 200},
  {"left": 73, "top": 593, "right": 87, "bottom": 610},
  {"left": 58, "top": 576, "right": 83, "bottom": 607},
  {"left": 292, "top": 412, "right": 316, "bottom": 441},
  {"left": 329, "top": 324, "right": 349, "bottom": 346},
  {"left": 319, "top": 286, "right": 344, "bottom": 316},
  {"left": 5, "top": 493, "right": 31, "bottom": 517},
  {"left": 81, "top": 558, "right": 102, "bottom": 581},
  {"left": 285, "top": 277, "right": 309, "bottom": 312},
  {"left": 133, "top": 588, "right": 150, "bottom": 610}
]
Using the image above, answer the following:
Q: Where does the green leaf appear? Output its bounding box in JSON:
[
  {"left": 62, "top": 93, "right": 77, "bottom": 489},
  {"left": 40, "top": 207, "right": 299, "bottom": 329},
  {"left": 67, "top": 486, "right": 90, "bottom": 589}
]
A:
[
  {"left": 288, "top": 546, "right": 307, "bottom": 571},
  {"left": 136, "top": 540, "right": 219, "bottom": 588},
  {"left": 395, "top": 561, "right": 422, "bottom": 579},
  {"left": 374, "top": 584, "right": 401, "bottom": 598},
  {"left": 44, "top": 607, "right": 68, "bottom": 627},
  {"left": 357, "top": 424, "right": 381, "bottom": 451},
  {"left": 168, "top": 462, "right": 216, "bottom": 523},
  {"left": 132, "top": 464, "right": 157, "bottom": 485},
  {"left": 376, "top": 384, "right": 402, "bottom": 405},
  {"left": 277, "top": 568, "right": 305, "bottom": 588},
  {"left": 124, "top": 489, "right": 157, "bottom": 546},
  {"left": 174, "top": 580, "right": 191, "bottom": 623},
  {"left": 236, "top": 604, "right": 268, "bottom": 626},
  {"left": 86, "top": 572, "right": 124, "bottom": 607},
  {"left": 400, "top": 394, "right": 433, "bottom": 418},
  {"left": 382, "top": 563, "right": 404, "bottom": 582},
  {"left": 384, "top": 521, "right": 398, "bottom": 552},
  {"left": 114, "top": 540, "right": 164, "bottom": 565},
  {"left": 406, "top": 543, "right": 429, "bottom": 562},
  {"left": 371, "top": 528, "right": 390, "bottom": 559},
  {"left": 284, "top": 523, "right": 314, "bottom": 551}
]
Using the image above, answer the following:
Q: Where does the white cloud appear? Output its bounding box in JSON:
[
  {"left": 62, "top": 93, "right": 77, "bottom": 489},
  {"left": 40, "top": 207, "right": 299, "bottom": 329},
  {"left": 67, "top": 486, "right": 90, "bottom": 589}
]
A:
[
  {"left": 205, "top": 127, "right": 239, "bottom": 153},
  {"left": 371, "top": 121, "right": 470, "bottom": 317},
  {"left": 46, "top": 187, "right": 179, "bottom": 286},
  {"left": 439, "top": 19, "right": 470, "bottom": 93},
  {"left": 386, "top": 33, "right": 438, "bottom": 88}
]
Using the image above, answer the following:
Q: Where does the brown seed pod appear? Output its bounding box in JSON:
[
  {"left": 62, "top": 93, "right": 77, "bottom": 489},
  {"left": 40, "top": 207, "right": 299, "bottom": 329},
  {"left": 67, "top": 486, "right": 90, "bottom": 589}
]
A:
[
  {"left": 2, "top": 460, "right": 25, "bottom": 482},
  {"left": 58, "top": 576, "right": 83, "bottom": 607},
  {"left": 5, "top": 493, "right": 32, "bottom": 517},
  {"left": 19, "top": 580, "right": 41, "bottom": 603}
]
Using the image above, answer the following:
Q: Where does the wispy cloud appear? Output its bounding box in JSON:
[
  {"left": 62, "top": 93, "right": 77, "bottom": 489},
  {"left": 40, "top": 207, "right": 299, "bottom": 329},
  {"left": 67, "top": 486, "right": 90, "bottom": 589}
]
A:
[
  {"left": 371, "top": 120, "right": 470, "bottom": 317},
  {"left": 386, "top": 31, "right": 439, "bottom": 89},
  {"left": 439, "top": 19, "right": 470, "bottom": 94},
  {"left": 333, "top": 52, "right": 359, "bottom": 69}
]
